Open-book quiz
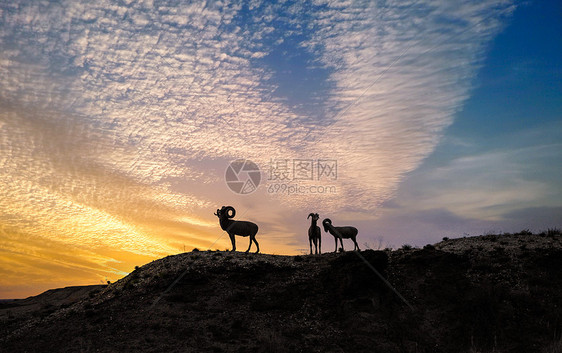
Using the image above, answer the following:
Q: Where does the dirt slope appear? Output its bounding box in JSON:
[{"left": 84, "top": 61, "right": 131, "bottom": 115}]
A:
[{"left": 1, "top": 233, "right": 561, "bottom": 353}]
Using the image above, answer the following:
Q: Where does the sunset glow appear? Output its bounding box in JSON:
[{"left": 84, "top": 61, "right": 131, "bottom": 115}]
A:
[{"left": 1, "top": 0, "right": 560, "bottom": 298}]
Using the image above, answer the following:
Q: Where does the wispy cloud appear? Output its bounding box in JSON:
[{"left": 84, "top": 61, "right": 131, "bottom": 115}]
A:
[
  {"left": 394, "top": 142, "right": 562, "bottom": 220},
  {"left": 301, "top": 0, "right": 516, "bottom": 209}
]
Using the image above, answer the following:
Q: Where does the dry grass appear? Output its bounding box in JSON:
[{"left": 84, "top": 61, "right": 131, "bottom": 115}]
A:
[{"left": 543, "top": 338, "right": 562, "bottom": 353}]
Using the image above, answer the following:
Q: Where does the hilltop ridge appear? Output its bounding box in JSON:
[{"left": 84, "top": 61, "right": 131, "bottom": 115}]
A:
[{"left": 1, "top": 232, "right": 561, "bottom": 353}]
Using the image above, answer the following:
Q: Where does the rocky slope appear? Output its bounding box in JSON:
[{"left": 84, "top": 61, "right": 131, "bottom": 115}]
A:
[{"left": 1, "top": 233, "right": 561, "bottom": 353}]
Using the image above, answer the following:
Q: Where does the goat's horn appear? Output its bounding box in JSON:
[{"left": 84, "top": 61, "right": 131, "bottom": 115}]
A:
[
  {"left": 307, "top": 213, "right": 314, "bottom": 219},
  {"left": 224, "top": 206, "right": 236, "bottom": 218}
]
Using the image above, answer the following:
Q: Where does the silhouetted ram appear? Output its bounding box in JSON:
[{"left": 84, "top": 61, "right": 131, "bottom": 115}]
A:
[
  {"left": 308, "top": 213, "right": 321, "bottom": 254},
  {"left": 214, "top": 206, "right": 259, "bottom": 253},
  {"left": 322, "top": 218, "right": 359, "bottom": 252}
]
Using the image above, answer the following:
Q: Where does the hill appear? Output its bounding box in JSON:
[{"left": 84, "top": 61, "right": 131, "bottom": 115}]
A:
[
  {"left": 1, "top": 232, "right": 561, "bottom": 353},
  {"left": 0, "top": 285, "right": 106, "bottom": 321}
]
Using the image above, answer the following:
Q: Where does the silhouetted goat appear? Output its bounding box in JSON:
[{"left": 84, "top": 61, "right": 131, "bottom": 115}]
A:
[
  {"left": 322, "top": 218, "right": 359, "bottom": 252},
  {"left": 214, "top": 206, "right": 259, "bottom": 253},
  {"left": 308, "top": 213, "right": 321, "bottom": 254}
]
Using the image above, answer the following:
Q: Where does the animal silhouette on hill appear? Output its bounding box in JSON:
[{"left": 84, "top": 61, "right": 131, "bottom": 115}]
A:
[
  {"left": 307, "top": 213, "right": 321, "bottom": 254},
  {"left": 214, "top": 206, "right": 259, "bottom": 253},
  {"left": 322, "top": 218, "right": 359, "bottom": 252}
]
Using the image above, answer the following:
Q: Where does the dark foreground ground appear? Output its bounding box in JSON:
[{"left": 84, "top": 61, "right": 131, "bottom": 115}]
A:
[{"left": 1, "top": 233, "right": 562, "bottom": 353}]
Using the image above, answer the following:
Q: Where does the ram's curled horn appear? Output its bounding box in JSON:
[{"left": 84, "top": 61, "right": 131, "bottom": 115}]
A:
[
  {"left": 224, "top": 206, "right": 236, "bottom": 218},
  {"left": 322, "top": 218, "right": 332, "bottom": 232}
]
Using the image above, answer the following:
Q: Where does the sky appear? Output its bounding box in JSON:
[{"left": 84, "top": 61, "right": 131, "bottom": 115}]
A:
[{"left": 1, "top": 0, "right": 560, "bottom": 298}]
